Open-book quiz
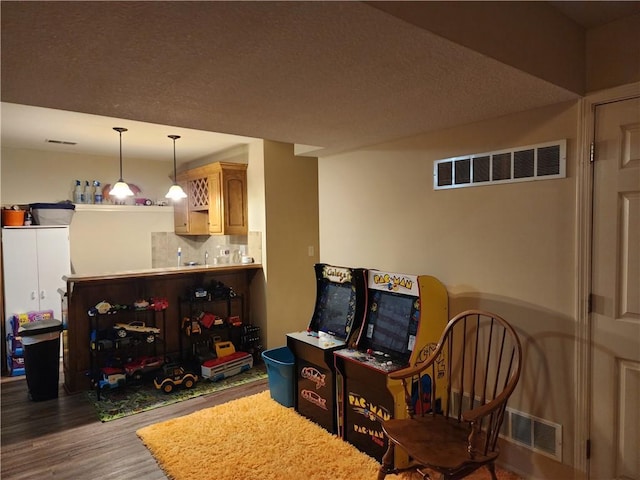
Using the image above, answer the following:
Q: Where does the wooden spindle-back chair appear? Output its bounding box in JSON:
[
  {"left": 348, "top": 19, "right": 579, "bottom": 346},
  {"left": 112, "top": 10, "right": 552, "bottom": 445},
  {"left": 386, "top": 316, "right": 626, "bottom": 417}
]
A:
[{"left": 378, "top": 310, "right": 522, "bottom": 480}]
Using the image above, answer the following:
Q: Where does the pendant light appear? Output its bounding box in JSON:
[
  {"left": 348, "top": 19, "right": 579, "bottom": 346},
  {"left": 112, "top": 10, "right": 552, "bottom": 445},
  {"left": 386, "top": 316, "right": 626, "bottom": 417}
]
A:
[
  {"left": 165, "top": 134, "right": 187, "bottom": 200},
  {"left": 109, "top": 127, "right": 134, "bottom": 198}
]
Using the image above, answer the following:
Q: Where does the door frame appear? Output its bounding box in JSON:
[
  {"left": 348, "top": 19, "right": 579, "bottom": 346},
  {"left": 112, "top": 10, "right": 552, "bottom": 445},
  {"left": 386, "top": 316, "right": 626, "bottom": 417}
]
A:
[{"left": 575, "top": 81, "right": 640, "bottom": 478}]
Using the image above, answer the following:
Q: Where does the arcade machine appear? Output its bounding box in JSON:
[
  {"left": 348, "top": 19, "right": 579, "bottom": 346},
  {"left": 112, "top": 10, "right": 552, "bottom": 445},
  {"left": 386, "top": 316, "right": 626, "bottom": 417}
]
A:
[
  {"left": 286, "top": 263, "right": 367, "bottom": 434},
  {"left": 334, "top": 270, "right": 448, "bottom": 467}
]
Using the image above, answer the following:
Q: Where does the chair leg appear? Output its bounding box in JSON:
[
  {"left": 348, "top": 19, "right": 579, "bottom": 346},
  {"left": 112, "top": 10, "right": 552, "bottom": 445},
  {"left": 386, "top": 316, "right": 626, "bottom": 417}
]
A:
[
  {"left": 377, "top": 443, "right": 395, "bottom": 480},
  {"left": 486, "top": 462, "right": 498, "bottom": 480}
]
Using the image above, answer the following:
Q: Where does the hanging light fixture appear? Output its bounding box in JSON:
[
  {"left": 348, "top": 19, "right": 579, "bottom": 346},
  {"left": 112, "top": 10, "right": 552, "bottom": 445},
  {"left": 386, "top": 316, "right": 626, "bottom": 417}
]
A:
[
  {"left": 165, "top": 134, "right": 187, "bottom": 200},
  {"left": 109, "top": 127, "right": 134, "bottom": 198}
]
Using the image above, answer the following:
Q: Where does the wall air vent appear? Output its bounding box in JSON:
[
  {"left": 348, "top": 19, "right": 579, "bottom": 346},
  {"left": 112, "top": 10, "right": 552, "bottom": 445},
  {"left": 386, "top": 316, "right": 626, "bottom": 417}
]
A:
[
  {"left": 45, "top": 139, "right": 77, "bottom": 145},
  {"left": 433, "top": 139, "right": 566, "bottom": 190}
]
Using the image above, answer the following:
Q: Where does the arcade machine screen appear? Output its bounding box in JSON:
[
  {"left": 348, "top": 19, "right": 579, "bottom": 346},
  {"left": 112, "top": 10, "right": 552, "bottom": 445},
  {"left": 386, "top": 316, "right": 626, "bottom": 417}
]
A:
[
  {"left": 360, "top": 289, "right": 419, "bottom": 367},
  {"left": 313, "top": 281, "right": 355, "bottom": 339}
]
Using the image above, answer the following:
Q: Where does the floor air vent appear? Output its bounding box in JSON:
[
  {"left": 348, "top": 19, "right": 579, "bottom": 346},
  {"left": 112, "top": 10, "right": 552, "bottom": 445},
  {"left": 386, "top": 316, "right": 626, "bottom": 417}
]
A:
[
  {"left": 509, "top": 409, "right": 562, "bottom": 461},
  {"left": 434, "top": 139, "right": 566, "bottom": 190},
  {"left": 450, "top": 391, "right": 562, "bottom": 461}
]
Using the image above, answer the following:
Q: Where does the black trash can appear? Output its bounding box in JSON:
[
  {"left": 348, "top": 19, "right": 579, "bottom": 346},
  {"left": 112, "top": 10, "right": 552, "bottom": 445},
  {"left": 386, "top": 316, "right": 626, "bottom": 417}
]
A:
[{"left": 18, "top": 319, "right": 63, "bottom": 401}]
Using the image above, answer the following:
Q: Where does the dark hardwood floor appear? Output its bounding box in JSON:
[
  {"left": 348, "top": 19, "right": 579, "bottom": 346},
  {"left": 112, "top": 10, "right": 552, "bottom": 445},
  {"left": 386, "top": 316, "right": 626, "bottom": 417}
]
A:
[{"left": 0, "top": 371, "right": 268, "bottom": 479}]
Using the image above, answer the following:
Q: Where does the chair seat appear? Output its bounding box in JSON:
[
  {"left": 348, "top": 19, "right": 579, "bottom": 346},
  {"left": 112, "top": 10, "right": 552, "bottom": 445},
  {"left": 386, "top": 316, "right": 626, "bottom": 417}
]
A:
[{"left": 382, "top": 415, "right": 498, "bottom": 471}]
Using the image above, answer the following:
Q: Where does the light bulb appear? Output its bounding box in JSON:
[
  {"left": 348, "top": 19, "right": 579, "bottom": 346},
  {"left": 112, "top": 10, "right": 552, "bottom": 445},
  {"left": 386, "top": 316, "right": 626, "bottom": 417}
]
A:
[
  {"left": 165, "top": 184, "right": 187, "bottom": 200},
  {"left": 110, "top": 180, "right": 134, "bottom": 198}
]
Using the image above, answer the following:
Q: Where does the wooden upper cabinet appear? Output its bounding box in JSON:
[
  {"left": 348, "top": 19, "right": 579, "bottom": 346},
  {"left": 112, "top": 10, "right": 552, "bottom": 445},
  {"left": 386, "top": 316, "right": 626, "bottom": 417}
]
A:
[
  {"left": 172, "top": 179, "right": 190, "bottom": 234},
  {"left": 174, "top": 162, "right": 248, "bottom": 236}
]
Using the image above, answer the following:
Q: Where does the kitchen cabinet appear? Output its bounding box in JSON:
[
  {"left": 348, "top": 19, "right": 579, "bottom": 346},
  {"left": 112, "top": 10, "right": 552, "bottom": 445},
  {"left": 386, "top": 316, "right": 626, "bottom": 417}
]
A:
[
  {"left": 2, "top": 227, "right": 70, "bottom": 317},
  {"left": 173, "top": 178, "right": 190, "bottom": 234},
  {"left": 2, "top": 226, "right": 71, "bottom": 373},
  {"left": 174, "top": 162, "right": 248, "bottom": 236}
]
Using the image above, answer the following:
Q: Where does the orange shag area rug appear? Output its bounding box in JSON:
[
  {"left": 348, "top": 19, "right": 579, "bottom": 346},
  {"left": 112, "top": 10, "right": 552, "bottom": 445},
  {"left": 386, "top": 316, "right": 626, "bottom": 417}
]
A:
[{"left": 137, "top": 391, "right": 521, "bottom": 480}]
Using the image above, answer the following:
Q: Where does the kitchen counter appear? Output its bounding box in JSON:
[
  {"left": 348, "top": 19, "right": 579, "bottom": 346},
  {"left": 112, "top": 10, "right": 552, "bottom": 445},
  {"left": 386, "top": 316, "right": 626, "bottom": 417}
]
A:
[
  {"left": 64, "top": 262, "right": 261, "bottom": 284},
  {"left": 62, "top": 263, "right": 262, "bottom": 393}
]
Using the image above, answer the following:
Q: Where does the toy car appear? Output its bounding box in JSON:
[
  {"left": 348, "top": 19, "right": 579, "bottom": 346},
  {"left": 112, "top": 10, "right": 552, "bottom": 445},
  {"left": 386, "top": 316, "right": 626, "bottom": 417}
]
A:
[
  {"left": 113, "top": 321, "right": 160, "bottom": 343},
  {"left": 90, "top": 329, "right": 114, "bottom": 351},
  {"left": 92, "top": 338, "right": 114, "bottom": 351},
  {"left": 133, "top": 299, "right": 150, "bottom": 310},
  {"left": 149, "top": 297, "right": 169, "bottom": 311},
  {"left": 98, "top": 367, "right": 126, "bottom": 390},
  {"left": 114, "top": 336, "right": 136, "bottom": 349},
  {"left": 153, "top": 364, "right": 198, "bottom": 394},
  {"left": 123, "top": 355, "right": 165, "bottom": 381}
]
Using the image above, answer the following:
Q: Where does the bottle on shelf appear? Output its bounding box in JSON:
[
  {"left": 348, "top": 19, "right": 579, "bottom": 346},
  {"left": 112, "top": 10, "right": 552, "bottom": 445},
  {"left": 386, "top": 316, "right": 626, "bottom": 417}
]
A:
[
  {"left": 84, "top": 181, "right": 94, "bottom": 204},
  {"left": 74, "top": 180, "right": 83, "bottom": 204},
  {"left": 93, "top": 181, "right": 103, "bottom": 204}
]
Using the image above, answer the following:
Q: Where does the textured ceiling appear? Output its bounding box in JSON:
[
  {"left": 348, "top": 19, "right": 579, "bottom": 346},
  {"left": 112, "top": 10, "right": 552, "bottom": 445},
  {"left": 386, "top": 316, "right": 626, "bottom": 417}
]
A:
[{"left": 1, "top": 1, "right": 635, "bottom": 162}]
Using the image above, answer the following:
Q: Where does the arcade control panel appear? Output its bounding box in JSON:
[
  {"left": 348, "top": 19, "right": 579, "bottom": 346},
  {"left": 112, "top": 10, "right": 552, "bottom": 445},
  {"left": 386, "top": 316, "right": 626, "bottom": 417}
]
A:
[
  {"left": 287, "top": 329, "right": 347, "bottom": 350},
  {"left": 334, "top": 348, "right": 408, "bottom": 373}
]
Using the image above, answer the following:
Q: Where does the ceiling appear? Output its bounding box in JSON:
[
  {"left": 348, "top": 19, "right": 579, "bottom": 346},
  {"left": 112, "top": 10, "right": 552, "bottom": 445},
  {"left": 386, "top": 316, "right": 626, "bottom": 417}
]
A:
[
  {"left": 0, "top": 102, "right": 259, "bottom": 165},
  {"left": 1, "top": 1, "right": 639, "bottom": 165}
]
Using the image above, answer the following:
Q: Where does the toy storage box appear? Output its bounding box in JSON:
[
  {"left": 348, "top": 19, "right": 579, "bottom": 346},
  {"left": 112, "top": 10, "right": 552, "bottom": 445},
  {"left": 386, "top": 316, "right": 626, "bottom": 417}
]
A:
[
  {"left": 30, "top": 203, "right": 75, "bottom": 225},
  {"left": 5, "top": 311, "right": 55, "bottom": 376},
  {"left": 7, "top": 354, "right": 25, "bottom": 376}
]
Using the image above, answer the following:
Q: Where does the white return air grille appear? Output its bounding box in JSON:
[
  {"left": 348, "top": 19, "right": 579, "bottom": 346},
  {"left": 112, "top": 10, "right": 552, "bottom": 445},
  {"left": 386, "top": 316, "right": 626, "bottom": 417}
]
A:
[
  {"left": 451, "top": 391, "right": 563, "bottom": 461},
  {"left": 507, "top": 408, "right": 563, "bottom": 461},
  {"left": 433, "top": 139, "right": 566, "bottom": 190}
]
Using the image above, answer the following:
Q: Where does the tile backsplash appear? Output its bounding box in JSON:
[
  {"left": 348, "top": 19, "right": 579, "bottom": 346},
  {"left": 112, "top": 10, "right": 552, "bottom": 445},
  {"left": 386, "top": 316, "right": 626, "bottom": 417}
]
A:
[{"left": 151, "top": 231, "right": 262, "bottom": 268}]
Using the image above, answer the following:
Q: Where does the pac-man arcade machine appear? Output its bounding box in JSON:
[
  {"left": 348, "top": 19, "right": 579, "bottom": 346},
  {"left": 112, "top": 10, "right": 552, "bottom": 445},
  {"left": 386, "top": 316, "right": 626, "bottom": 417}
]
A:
[{"left": 334, "top": 270, "right": 448, "bottom": 467}]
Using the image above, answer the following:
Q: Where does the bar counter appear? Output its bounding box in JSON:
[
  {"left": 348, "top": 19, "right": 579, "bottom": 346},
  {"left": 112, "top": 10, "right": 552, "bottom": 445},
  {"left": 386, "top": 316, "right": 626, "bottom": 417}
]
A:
[{"left": 63, "top": 263, "right": 262, "bottom": 393}]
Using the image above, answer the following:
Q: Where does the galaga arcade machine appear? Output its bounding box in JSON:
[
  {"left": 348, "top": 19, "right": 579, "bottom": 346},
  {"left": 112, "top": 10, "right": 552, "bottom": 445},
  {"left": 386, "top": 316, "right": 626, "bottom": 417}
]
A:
[
  {"left": 334, "top": 270, "right": 448, "bottom": 467},
  {"left": 286, "top": 263, "right": 367, "bottom": 434}
]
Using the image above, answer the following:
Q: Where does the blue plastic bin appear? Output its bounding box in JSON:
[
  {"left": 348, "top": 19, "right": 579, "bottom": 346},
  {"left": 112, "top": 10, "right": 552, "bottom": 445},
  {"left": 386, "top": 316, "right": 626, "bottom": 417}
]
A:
[{"left": 261, "top": 346, "right": 295, "bottom": 407}]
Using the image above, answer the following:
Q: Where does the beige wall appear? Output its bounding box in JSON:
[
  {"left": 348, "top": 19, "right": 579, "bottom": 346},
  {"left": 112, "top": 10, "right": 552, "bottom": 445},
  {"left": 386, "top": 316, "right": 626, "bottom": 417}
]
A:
[
  {"left": 586, "top": 13, "right": 640, "bottom": 93},
  {"left": 319, "top": 101, "right": 578, "bottom": 314},
  {"left": 245, "top": 140, "right": 268, "bottom": 344},
  {"left": 1, "top": 147, "right": 174, "bottom": 205},
  {"left": 70, "top": 208, "right": 174, "bottom": 274},
  {"left": 262, "top": 141, "right": 319, "bottom": 348},
  {"left": 318, "top": 100, "right": 581, "bottom": 477}
]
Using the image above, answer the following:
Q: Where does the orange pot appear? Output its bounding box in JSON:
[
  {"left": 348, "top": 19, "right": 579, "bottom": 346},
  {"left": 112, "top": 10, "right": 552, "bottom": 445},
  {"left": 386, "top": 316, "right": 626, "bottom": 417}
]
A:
[{"left": 2, "top": 209, "right": 25, "bottom": 226}]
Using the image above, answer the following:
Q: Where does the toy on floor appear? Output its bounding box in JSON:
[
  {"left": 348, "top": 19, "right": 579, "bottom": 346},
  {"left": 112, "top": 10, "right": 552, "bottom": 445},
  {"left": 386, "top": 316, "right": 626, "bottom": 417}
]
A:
[
  {"left": 201, "top": 341, "right": 253, "bottom": 382},
  {"left": 153, "top": 363, "right": 198, "bottom": 394},
  {"left": 98, "top": 367, "right": 126, "bottom": 391}
]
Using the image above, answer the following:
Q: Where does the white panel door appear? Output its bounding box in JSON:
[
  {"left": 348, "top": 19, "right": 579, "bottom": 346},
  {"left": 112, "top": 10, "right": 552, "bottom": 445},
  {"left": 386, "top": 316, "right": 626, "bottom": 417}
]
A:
[
  {"left": 34, "top": 227, "right": 70, "bottom": 318},
  {"left": 590, "top": 97, "right": 640, "bottom": 480},
  {"left": 2, "top": 228, "right": 41, "bottom": 318}
]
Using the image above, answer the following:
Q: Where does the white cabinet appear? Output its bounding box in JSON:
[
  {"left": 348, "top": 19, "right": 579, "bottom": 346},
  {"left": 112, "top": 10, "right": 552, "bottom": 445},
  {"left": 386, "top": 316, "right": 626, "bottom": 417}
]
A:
[{"left": 2, "top": 226, "right": 71, "bottom": 325}]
